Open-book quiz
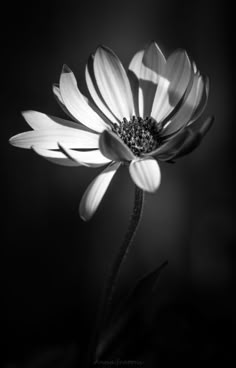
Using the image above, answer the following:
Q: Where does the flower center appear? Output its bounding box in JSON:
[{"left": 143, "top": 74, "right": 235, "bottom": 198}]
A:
[{"left": 113, "top": 116, "right": 162, "bottom": 156}]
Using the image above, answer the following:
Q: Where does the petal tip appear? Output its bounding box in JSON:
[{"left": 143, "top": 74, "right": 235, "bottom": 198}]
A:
[
  {"left": 79, "top": 211, "right": 89, "bottom": 222},
  {"left": 62, "top": 64, "right": 72, "bottom": 74},
  {"left": 129, "top": 158, "right": 161, "bottom": 193},
  {"left": 8, "top": 136, "right": 14, "bottom": 146},
  {"left": 52, "top": 83, "right": 59, "bottom": 91},
  {"left": 96, "top": 44, "right": 106, "bottom": 54},
  {"left": 21, "top": 110, "right": 31, "bottom": 118}
]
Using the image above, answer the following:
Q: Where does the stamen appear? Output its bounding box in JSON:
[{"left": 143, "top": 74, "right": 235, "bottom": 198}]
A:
[{"left": 113, "top": 116, "right": 162, "bottom": 156}]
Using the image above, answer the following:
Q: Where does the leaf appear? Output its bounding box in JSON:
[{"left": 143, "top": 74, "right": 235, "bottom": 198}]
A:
[{"left": 96, "top": 261, "right": 168, "bottom": 360}]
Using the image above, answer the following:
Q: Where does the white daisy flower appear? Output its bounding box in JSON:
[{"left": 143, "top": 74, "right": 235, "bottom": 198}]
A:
[{"left": 9, "top": 42, "right": 213, "bottom": 221}]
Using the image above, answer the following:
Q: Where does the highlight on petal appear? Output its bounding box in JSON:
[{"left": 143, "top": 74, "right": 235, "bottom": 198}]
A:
[
  {"left": 52, "top": 84, "right": 64, "bottom": 105},
  {"left": 140, "top": 42, "right": 166, "bottom": 118},
  {"left": 129, "top": 42, "right": 166, "bottom": 82},
  {"left": 58, "top": 144, "right": 111, "bottom": 167},
  {"left": 129, "top": 157, "right": 161, "bottom": 192},
  {"left": 52, "top": 84, "right": 82, "bottom": 122},
  {"left": 79, "top": 162, "right": 120, "bottom": 221},
  {"left": 142, "top": 42, "right": 166, "bottom": 82},
  {"left": 59, "top": 65, "right": 109, "bottom": 133},
  {"left": 151, "top": 49, "right": 192, "bottom": 123},
  {"left": 128, "top": 50, "right": 144, "bottom": 117},
  {"left": 9, "top": 127, "right": 99, "bottom": 150},
  {"left": 99, "top": 129, "right": 135, "bottom": 162},
  {"left": 94, "top": 46, "right": 134, "bottom": 121},
  {"left": 129, "top": 42, "right": 166, "bottom": 118},
  {"left": 22, "top": 110, "right": 89, "bottom": 131},
  {"left": 85, "top": 56, "right": 118, "bottom": 123},
  {"left": 129, "top": 50, "right": 144, "bottom": 76},
  {"left": 32, "top": 146, "right": 80, "bottom": 166}
]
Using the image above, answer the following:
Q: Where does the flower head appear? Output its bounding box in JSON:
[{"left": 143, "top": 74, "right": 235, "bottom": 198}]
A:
[{"left": 10, "top": 42, "right": 213, "bottom": 220}]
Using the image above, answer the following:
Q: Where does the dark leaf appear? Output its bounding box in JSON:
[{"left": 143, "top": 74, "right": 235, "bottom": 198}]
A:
[{"left": 96, "top": 261, "right": 168, "bottom": 360}]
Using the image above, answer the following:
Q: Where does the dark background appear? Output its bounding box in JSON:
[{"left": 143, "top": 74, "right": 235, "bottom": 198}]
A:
[{"left": 3, "top": 0, "right": 232, "bottom": 366}]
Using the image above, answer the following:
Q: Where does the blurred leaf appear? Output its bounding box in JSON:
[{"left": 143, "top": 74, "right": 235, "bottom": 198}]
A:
[{"left": 96, "top": 261, "right": 168, "bottom": 360}]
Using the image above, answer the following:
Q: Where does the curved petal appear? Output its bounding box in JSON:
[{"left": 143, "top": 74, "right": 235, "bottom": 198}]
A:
[
  {"left": 190, "top": 115, "right": 214, "bottom": 135},
  {"left": 129, "top": 49, "right": 145, "bottom": 79},
  {"left": 59, "top": 65, "right": 109, "bottom": 133},
  {"left": 32, "top": 146, "right": 80, "bottom": 166},
  {"left": 151, "top": 129, "right": 189, "bottom": 160},
  {"left": 161, "top": 74, "right": 203, "bottom": 136},
  {"left": 52, "top": 84, "right": 81, "bottom": 122},
  {"left": 128, "top": 43, "right": 166, "bottom": 118},
  {"left": 85, "top": 56, "right": 118, "bottom": 123},
  {"left": 129, "top": 157, "right": 161, "bottom": 192},
  {"left": 9, "top": 127, "right": 99, "bottom": 149},
  {"left": 94, "top": 46, "right": 134, "bottom": 121},
  {"left": 128, "top": 49, "right": 144, "bottom": 116},
  {"left": 58, "top": 144, "right": 111, "bottom": 167},
  {"left": 129, "top": 43, "right": 166, "bottom": 83},
  {"left": 188, "top": 76, "right": 210, "bottom": 124},
  {"left": 192, "top": 62, "right": 198, "bottom": 74},
  {"left": 151, "top": 50, "right": 192, "bottom": 123},
  {"left": 52, "top": 84, "right": 64, "bottom": 105},
  {"left": 79, "top": 162, "right": 120, "bottom": 221},
  {"left": 99, "top": 130, "right": 135, "bottom": 162},
  {"left": 172, "top": 116, "right": 214, "bottom": 159},
  {"left": 140, "top": 42, "right": 166, "bottom": 118},
  {"left": 22, "top": 110, "right": 89, "bottom": 131},
  {"left": 53, "top": 83, "right": 89, "bottom": 107}
]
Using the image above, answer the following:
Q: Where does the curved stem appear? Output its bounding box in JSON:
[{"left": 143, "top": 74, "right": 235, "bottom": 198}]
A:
[
  {"left": 87, "top": 185, "right": 144, "bottom": 366},
  {"left": 105, "top": 185, "right": 144, "bottom": 309}
]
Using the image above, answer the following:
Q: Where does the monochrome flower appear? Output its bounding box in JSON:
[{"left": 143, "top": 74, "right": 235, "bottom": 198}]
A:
[{"left": 10, "top": 42, "right": 213, "bottom": 220}]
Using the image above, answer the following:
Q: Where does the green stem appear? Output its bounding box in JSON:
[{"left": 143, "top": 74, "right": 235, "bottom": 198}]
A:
[{"left": 87, "top": 185, "right": 144, "bottom": 366}]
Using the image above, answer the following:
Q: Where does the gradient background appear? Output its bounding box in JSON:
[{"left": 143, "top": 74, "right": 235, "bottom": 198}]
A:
[{"left": 3, "top": 0, "right": 232, "bottom": 366}]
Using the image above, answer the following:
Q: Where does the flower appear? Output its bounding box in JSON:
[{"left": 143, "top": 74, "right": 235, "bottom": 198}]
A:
[{"left": 10, "top": 42, "right": 213, "bottom": 221}]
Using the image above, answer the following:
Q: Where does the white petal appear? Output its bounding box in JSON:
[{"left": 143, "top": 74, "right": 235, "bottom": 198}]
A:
[
  {"left": 79, "top": 162, "right": 120, "bottom": 221},
  {"left": 162, "top": 75, "right": 203, "bottom": 136},
  {"left": 151, "top": 50, "right": 192, "bottom": 123},
  {"left": 128, "top": 50, "right": 145, "bottom": 117},
  {"left": 129, "top": 49, "right": 145, "bottom": 78},
  {"left": 32, "top": 146, "right": 80, "bottom": 166},
  {"left": 142, "top": 43, "right": 166, "bottom": 118},
  {"left": 59, "top": 144, "right": 111, "bottom": 167},
  {"left": 129, "top": 158, "right": 161, "bottom": 192},
  {"left": 22, "top": 110, "right": 88, "bottom": 131},
  {"left": 138, "top": 88, "right": 144, "bottom": 118},
  {"left": 193, "top": 62, "right": 198, "bottom": 74},
  {"left": 94, "top": 46, "right": 134, "bottom": 121},
  {"left": 129, "top": 43, "right": 166, "bottom": 118},
  {"left": 9, "top": 127, "right": 99, "bottom": 149},
  {"left": 142, "top": 43, "right": 165, "bottom": 82},
  {"left": 150, "top": 76, "right": 170, "bottom": 121},
  {"left": 52, "top": 84, "right": 64, "bottom": 105},
  {"left": 129, "top": 45, "right": 165, "bottom": 82},
  {"left": 85, "top": 58, "right": 117, "bottom": 123},
  {"left": 188, "top": 75, "right": 209, "bottom": 125},
  {"left": 59, "top": 65, "right": 109, "bottom": 133}
]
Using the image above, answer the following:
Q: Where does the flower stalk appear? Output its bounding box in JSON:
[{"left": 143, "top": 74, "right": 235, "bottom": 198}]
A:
[{"left": 87, "top": 185, "right": 144, "bottom": 366}]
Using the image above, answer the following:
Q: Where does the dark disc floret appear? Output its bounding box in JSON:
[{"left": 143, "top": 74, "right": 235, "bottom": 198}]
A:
[{"left": 113, "top": 116, "right": 162, "bottom": 156}]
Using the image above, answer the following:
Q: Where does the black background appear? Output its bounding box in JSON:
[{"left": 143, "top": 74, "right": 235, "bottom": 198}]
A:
[{"left": 3, "top": 0, "right": 232, "bottom": 366}]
